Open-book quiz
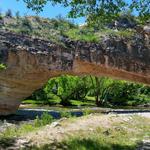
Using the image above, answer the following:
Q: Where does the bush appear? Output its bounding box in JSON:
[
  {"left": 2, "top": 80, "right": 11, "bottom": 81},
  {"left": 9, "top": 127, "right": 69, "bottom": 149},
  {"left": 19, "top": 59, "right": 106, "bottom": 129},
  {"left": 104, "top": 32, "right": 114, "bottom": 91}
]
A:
[
  {"left": 60, "top": 111, "right": 72, "bottom": 118},
  {"left": 65, "top": 28, "right": 99, "bottom": 42},
  {"left": 0, "top": 64, "right": 6, "bottom": 70},
  {"left": 34, "top": 112, "right": 54, "bottom": 127},
  {"left": 20, "top": 17, "right": 32, "bottom": 34}
]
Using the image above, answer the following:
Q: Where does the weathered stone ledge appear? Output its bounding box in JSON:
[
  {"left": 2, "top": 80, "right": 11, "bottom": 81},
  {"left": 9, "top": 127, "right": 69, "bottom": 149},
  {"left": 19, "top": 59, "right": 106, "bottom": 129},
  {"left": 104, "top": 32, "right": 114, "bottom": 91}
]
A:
[{"left": 0, "top": 30, "right": 149, "bottom": 115}]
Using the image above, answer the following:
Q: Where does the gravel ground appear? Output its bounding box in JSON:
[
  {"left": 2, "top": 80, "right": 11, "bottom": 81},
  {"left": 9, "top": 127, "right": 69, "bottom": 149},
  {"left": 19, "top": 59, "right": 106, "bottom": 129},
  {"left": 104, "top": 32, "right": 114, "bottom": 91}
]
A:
[
  {"left": 0, "top": 111, "right": 149, "bottom": 150},
  {"left": 116, "top": 112, "right": 150, "bottom": 118},
  {"left": 0, "top": 108, "right": 149, "bottom": 134}
]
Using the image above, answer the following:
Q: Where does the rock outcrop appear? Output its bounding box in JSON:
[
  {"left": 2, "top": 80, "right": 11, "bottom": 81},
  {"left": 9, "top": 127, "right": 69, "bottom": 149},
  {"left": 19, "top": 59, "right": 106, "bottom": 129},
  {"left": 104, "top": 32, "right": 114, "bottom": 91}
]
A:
[{"left": 0, "top": 30, "right": 150, "bottom": 115}]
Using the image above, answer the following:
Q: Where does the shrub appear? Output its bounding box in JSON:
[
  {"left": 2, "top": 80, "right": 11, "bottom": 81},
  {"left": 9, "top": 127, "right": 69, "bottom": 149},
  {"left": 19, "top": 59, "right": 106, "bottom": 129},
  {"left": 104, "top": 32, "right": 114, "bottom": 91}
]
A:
[
  {"left": 0, "top": 64, "right": 6, "bottom": 70},
  {"left": 34, "top": 112, "right": 54, "bottom": 127},
  {"left": 65, "top": 28, "right": 98, "bottom": 42},
  {"left": 20, "top": 17, "right": 32, "bottom": 34},
  {"left": 60, "top": 111, "right": 72, "bottom": 118}
]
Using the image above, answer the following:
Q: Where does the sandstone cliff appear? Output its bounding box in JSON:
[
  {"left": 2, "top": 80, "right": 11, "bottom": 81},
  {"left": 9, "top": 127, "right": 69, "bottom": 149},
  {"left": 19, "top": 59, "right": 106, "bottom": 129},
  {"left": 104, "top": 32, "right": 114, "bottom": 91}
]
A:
[{"left": 0, "top": 28, "right": 149, "bottom": 115}]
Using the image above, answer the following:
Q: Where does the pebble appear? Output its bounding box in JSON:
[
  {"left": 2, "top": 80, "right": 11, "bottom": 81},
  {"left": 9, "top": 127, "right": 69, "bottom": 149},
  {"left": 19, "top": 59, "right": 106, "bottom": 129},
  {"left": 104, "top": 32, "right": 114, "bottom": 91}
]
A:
[
  {"left": 51, "top": 122, "right": 61, "bottom": 128},
  {"left": 0, "top": 121, "right": 15, "bottom": 132}
]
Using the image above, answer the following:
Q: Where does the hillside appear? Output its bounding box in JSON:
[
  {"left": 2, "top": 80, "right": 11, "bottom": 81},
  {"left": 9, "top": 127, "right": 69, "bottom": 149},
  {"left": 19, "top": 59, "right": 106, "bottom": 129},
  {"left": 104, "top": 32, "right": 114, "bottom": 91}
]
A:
[{"left": 0, "top": 14, "right": 144, "bottom": 43}]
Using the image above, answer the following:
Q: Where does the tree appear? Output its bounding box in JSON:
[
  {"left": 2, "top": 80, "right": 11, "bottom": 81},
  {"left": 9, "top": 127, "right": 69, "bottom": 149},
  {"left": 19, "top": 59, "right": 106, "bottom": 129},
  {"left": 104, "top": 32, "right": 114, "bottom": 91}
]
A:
[
  {"left": 15, "top": 11, "right": 20, "bottom": 19},
  {"left": 18, "top": 0, "right": 150, "bottom": 24},
  {"left": 5, "top": 9, "right": 13, "bottom": 18},
  {"left": 26, "top": 75, "right": 150, "bottom": 107},
  {"left": 44, "top": 75, "right": 90, "bottom": 106},
  {"left": 0, "top": 10, "right": 2, "bottom": 20},
  {"left": 89, "top": 76, "right": 112, "bottom": 106}
]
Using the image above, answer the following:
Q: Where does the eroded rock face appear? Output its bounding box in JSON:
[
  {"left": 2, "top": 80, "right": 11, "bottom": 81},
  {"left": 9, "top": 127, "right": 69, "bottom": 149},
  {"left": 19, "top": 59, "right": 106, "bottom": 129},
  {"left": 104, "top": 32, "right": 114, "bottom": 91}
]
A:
[{"left": 0, "top": 30, "right": 150, "bottom": 115}]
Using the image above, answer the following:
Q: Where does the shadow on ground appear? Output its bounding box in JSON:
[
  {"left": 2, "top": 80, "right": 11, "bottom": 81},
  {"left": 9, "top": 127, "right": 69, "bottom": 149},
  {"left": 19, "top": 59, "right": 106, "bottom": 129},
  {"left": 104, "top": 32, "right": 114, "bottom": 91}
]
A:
[
  {"left": 0, "top": 137, "right": 17, "bottom": 149},
  {"left": 1, "top": 108, "right": 150, "bottom": 123},
  {"left": 0, "top": 109, "right": 83, "bottom": 123},
  {"left": 24, "top": 138, "right": 137, "bottom": 150}
]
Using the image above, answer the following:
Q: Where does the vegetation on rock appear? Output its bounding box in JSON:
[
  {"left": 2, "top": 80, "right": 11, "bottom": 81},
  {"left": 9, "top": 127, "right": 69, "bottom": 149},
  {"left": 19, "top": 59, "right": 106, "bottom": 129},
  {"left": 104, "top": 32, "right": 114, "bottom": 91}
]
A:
[
  {"left": 0, "top": 64, "right": 6, "bottom": 70},
  {"left": 0, "top": 11, "right": 144, "bottom": 43}
]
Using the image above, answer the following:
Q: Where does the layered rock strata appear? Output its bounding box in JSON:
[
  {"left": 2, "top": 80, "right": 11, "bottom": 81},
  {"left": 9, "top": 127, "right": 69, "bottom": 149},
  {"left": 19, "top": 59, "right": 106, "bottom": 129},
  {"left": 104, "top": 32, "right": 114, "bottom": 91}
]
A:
[{"left": 0, "top": 30, "right": 149, "bottom": 115}]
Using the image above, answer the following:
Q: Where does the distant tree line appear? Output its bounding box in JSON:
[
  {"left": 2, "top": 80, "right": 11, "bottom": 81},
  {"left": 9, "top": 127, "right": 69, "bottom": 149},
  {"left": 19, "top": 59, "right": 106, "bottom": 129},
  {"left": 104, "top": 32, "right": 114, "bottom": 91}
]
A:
[
  {"left": 27, "top": 75, "right": 150, "bottom": 107},
  {"left": 0, "top": 9, "right": 20, "bottom": 19}
]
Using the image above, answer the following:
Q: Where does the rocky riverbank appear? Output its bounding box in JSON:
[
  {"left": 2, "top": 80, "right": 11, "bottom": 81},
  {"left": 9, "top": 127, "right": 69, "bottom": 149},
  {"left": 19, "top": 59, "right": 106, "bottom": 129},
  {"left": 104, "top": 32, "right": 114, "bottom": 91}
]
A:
[{"left": 0, "top": 112, "right": 149, "bottom": 150}]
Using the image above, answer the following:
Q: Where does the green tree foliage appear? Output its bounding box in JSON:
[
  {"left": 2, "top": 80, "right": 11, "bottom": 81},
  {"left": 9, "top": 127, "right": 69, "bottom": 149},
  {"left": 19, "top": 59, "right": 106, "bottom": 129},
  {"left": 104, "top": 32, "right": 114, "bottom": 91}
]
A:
[
  {"left": 96, "top": 80, "right": 150, "bottom": 106},
  {"left": 15, "top": 11, "right": 20, "bottom": 19},
  {"left": 30, "top": 88, "right": 48, "bottom": 102},
  {"left": 28, "top": 75, "right": 150, "bottom": 107},
  {"left": 19, "top": 0, "right": 150, "bottom": 24},
  {"left": 89, "top": 76, "right": 114, "bottom": 106},
  {"left": 45, "top": 75, "right": 90, "bottom": 105}
]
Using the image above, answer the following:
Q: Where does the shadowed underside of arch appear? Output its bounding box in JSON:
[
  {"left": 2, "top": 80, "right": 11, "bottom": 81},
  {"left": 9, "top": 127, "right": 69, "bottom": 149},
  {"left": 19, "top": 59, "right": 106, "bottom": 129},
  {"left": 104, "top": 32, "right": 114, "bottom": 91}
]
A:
[{"left": 0, "top": 30, "right": 149, "bottom": 115}]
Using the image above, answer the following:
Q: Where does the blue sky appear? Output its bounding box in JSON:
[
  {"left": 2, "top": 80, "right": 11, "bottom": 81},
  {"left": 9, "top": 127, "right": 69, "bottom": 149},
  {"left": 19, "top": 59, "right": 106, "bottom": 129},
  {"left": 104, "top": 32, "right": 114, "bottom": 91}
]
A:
[{"left": 0, "top": 0, "right": 85, "bottom": 24}]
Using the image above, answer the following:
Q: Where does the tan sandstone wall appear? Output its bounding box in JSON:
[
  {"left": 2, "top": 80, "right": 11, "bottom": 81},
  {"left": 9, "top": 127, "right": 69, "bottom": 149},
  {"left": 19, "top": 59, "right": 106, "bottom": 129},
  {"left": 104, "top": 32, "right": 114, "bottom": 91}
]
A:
[{"left": 0, "top": 29, "right": 149, "bottom": 115}]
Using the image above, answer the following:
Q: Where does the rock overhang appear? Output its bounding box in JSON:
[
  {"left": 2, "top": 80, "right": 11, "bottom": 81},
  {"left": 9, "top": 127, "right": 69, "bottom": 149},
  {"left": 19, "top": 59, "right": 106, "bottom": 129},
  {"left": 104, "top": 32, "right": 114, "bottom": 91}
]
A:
[{"left": 0, "top": 29, "right": 149, "bottom": 115}]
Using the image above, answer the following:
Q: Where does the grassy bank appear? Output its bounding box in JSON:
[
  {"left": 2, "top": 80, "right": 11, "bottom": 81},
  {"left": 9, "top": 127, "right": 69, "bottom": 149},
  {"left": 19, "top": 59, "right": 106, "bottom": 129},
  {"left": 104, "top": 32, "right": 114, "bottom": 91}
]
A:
[
  {"left": 0, "top": 112, "right": 149, "bottom": 149},
  {"left": 27, "top": 115, "right": 150, "bottom": 150}
]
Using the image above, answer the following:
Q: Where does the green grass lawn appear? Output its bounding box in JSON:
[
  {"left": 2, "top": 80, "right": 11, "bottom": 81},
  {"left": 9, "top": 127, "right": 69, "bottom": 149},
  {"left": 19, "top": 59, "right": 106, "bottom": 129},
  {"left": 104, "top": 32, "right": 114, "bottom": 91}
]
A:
[
  {"left": 22, "top": 95, "right": 150, "bottom": 111},
  {"left": 22, "top": 96, "right": 96, "bottom": 108}
]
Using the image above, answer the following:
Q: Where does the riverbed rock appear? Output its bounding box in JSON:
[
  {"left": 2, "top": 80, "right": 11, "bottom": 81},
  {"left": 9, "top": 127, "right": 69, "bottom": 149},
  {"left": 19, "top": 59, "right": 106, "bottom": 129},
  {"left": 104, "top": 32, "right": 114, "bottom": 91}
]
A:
[
  {"left": 137, "top": 140, "right": 150, "bottom": 150},
  {"left": 0, "top": 120, "right": 15, "bottom": 132},
  {"left": 51, "top": 121, "right": 61, "bottom": 128}
]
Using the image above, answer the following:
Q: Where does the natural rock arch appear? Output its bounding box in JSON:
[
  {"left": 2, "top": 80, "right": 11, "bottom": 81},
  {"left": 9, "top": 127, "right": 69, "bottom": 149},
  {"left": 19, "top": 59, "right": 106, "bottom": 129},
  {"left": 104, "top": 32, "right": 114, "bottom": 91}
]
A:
[{"left": 0, "top": 30, "right": 150, "bottom": 115}]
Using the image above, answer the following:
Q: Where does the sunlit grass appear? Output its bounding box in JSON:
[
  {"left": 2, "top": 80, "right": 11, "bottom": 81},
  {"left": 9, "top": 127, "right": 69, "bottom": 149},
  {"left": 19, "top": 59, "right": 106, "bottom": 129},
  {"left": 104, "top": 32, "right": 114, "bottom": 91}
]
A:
[
  {"left": 60, "top": 115, "right": 149, "bottom": 150},
  {"left": 0, "top": 112, "right": 54, "bottom": 139},
  {"left": 27, "top": 115, "right": 150, "bottom": 150}
]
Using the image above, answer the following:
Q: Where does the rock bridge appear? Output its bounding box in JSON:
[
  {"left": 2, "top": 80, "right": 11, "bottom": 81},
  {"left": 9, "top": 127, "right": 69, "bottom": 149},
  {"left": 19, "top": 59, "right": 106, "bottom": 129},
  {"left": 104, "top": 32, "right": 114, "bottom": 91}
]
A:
[{"left": 0, "top": 30, "right": 150, "bottom": 115}]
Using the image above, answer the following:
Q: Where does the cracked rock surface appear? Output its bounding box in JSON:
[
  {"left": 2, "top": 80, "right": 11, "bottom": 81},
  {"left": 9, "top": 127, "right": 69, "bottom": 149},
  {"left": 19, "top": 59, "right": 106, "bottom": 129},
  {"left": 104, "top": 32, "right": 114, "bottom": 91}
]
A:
[{"left": 0, "top": 29, "right": 149, "bottom": 115}]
